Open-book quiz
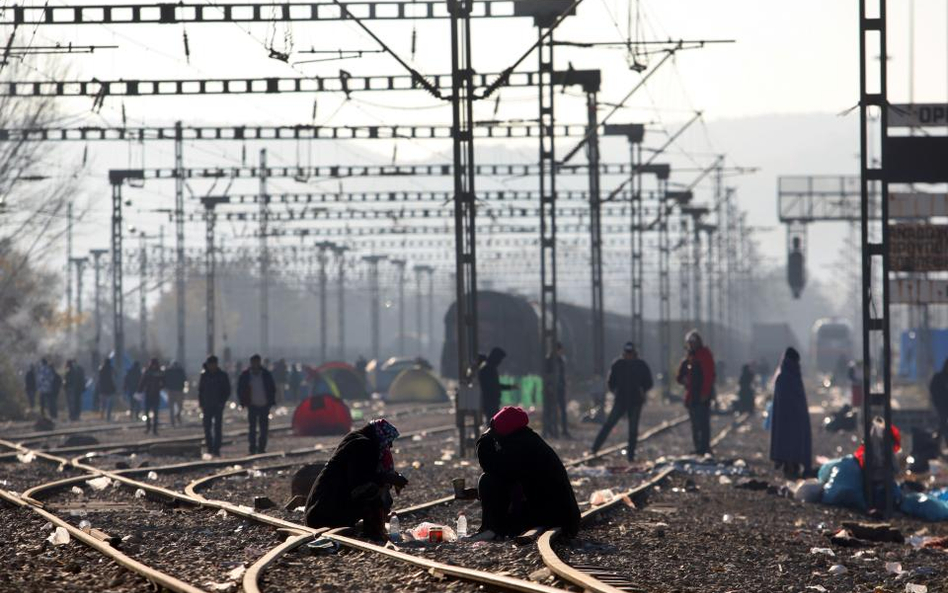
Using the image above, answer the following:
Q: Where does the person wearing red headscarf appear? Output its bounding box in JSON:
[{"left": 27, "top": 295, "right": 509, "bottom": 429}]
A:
[{"left": 470, "top": 406, "right": 580, "bottom": 541}]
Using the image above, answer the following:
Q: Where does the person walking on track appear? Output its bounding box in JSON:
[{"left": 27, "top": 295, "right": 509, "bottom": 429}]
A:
[
  {"left": 238, "top": 354, "right": 276, "bottom": 455},
  {"left": 138, "top": 358, "right": 165, "bottom": 435},
  {"left": 590, "top": 342, "right": 654, "bottom": 462},
  {"left": 677, "top": 330, "right": 716, "bottom": 456},
  {"left": 198, "top": 355, "right": 231, "bottom": 457}
]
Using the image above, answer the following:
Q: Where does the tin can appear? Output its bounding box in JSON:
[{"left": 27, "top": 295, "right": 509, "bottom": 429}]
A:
[{"left": 428, "top": 527, "right": 444, "bottom": 543}]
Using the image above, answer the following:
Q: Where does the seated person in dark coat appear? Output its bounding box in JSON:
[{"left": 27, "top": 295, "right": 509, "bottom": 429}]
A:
[
  {"left": 472, "top": 406, "right": 581, "bottom": 541},
  {"left": 304, "top": 419, "right": 408, "bottom": 540}
]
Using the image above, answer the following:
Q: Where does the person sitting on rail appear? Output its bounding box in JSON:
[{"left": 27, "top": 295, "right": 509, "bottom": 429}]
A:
[
  {"left": 304, "top": 419, "right": 409, "bottom": 541},
  {"left": 470, "top": 406, "right": 580, "bottom": 541}
]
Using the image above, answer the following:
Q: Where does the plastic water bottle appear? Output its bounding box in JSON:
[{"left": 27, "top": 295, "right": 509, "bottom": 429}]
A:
[
  {"left": 388, "top": 513, "right": 400, "bottom": 540},
  {"left": 456, "top": 511, "right": 467, "bottom": 538}
]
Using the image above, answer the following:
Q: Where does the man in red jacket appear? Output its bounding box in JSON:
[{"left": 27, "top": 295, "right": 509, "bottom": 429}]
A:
[{"left": 677, "top": 330, "right": 716, "bottom": 455}]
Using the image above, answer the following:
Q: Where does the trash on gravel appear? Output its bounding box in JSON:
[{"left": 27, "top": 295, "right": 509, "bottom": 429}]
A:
[
  {"left": 70, "top": 486, "right": 83, "bottom": 495},
  {"left": 827, "top": 564, "right": 848, "bottom": 576},
  {"left": 528, "top": 568, "right": 552, "bottom": 582},
  {"left": 842, "top": 521, "right": 904, "bottom": 543},
  {"left": 718, "top": 475, "right": 733, "bottom": 485},
  {"left": 134, "top": 488, "right": 146, "bottom": 499},
  {"left": 202, "top": 453, "right": 213, "bottom": 461},
  {"left": 828, "top": 529, "right": 869, "bottom": 548},
  {"left": 721, "top": 514, "right": 733, "bottom": 523},
  {"left": 905, "top": 585, "right": 928, "bottom": 593},
  {"left": 226, "top": 565, "right": 246, "bottom": 581},
  {"left": 885, "top": 561, "right": 904, "bottom": 575},
  {"left": 42, "top": 522, "right": 52, "bottom": 531},
  {"left": 810, "top": 547, "right": 835, "bottom": 557},
  {"left": 793, "top": 479, "right": 823, "bottom": 503},
  {"left": 253, "top": 496, "right": 276, "bottom": 510},
  {"left": 408, "top": 522, "right": 457, "bottom": 542},
  {"left": 78, "top": 520, "right": 92, "bottom": 533},
  {"left": 305, "top": 538, "right": 341, "bottom": 555},
  {"left": 571, "top": 465, "right": 610, "bottom": 477},
  {"left": 589, "top": 489, "right": 616, "bottom": 506},
  {"left": 86, "top": 476, "right": 112, "bottom": 491},
  {"left": 146, "top": 471, "right": 158, "bottom": 481},
  {"left": 16, "top": 452, "right": 35, "bottom": 463},
  {"left": 46, "top": 526, "right": 70, "bottom": 545},
  {"left": 806, "top": 586, "right": 827, "bottom": 592},
  {"left": 204, "top": 581, "right": 235, "bottom": 592}
]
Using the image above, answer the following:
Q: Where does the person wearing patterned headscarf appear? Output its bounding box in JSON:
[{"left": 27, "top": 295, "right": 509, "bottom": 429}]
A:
[{"left": 304, "top": 419, "right": 409, "bottom": 540}]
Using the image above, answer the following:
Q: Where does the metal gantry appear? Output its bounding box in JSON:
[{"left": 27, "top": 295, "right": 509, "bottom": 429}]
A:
[
  {"left": 316, "top": 241, "right": 335, "bottom": 363},
  {"left": 109, "top": 169, "right": 144, "bottom": 390},
  {"left": 202, "top": 196, "right": 229, "bottom": 356},
  {"left": 362, "top": 255, "right": 387, "bottom": 361},
  {"left": 258, "top": 148, "right": 270, "bottom": 355},
  {"left": 174, "top": 121, "right": 186, "bottom": 365},
  {"left": 89, "top": 249, "right": 108, "bottom": 370}
]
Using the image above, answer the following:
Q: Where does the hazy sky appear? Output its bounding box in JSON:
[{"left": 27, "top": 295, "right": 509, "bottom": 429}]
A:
[{"left": 6, "top": 0, "right": 948, "bottom": 295}]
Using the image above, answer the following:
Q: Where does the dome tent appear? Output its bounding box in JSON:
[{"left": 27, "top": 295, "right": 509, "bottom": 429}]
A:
[
  {"left": 292, "top": 394, "right": 353, "bottom": 436},
  {"left": 385, "top": 368, "right": 449, "bottom": 403},
  {"left": 318, "top": 362, "right": 370, "bottom": 400}
]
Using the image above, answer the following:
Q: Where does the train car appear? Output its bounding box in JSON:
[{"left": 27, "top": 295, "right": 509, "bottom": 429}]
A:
[
  {"left": 442, "top": 291, "right": 746, "bottom": 384},
  {"left": 810, "top": 318, "right": 853, "bottom": 375}
]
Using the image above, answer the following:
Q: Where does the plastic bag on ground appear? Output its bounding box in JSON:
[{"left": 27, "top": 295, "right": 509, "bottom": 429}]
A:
[
  {"left": 793, "top": 479, "right": 823, "bottom": 503},
  {"left": 408, "top": 522, "right": 457, "bottom": 542},
  {"left": 16, "top": 452, "right": 35, "bottom": 464},
  {"left": 47, "top": 526, "right": 70, "bottom": 545},
  {"left": 900, "top": 492, "right": 948, "bottom": 522},
  {"left": 70, "top": 486, "right": 83, "bottom": 496},
  {"left": 821, "top": 455, "right": 866, "bottom": 510},
  {"left": 589, "top": 489, "right": 615, "bottom": 506},
  {"left": 86, "top": 476, "right": 112, "bottom": 491}
]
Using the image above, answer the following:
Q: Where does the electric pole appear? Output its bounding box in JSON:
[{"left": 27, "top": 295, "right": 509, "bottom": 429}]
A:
[
  {"left": 334, "top": 245, "right": 349, "bottom": 360},
  {"left": 259, "top": 148, "right": 270, "bottom": 355},
  {"left": 202, "top": 196, "right": 229, "bottom": 356},
  {"left": 174, "top": 121, "right": 186, "bottom": 366},
  {"left": 391, "top": 259, "right": 407, "bottom": 355},
  {"left": 362, "top": 255, "right": 386, "bottom": 362},
  {"left": 90, "top": 249, "right": 108, "bottom": 371},
  {"left": 316, "top": 241, "right": 334, "bottom": 363}
]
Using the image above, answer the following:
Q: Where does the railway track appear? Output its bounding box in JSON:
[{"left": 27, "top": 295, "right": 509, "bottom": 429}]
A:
[{"left": 0, "top": 408, "right": 740, "bottom": 593}]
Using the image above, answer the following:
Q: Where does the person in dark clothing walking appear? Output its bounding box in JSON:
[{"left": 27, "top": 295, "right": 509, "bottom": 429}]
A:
[
  {"left": 125, "top": 361, "right": 142, "bottom": 419},
  {"left": 198, "top": 355, "right": 231, "bottom": 456},
  {"left": 305, "top": 419, "right": 408, "bottom": 540},
  {"left": 471, "top": 406, "right": 580, "bottom": 540},
  {"left": 736, "top": 364, "right": 756, "bottom": 414},
  {"left": 591, "top": 342, "right": 654, "bottom": 461},
  {"left": 97, "top": 359, "right": 117, "bottom": 422},
  {"left": 138, "top": 359, "right": 165, "bottom": 434},
  {"left": 238, "top": 354, "right": 276, "bottom": 455},
  {"left": 930, "top": 358, "right": 948, "bottom": 451},
  {"left": 478, "top": 347, "right": 516, "bottom": 424},
  {"left": 163, "top": 361, "right": 187, "bottom": 427},
  {"left": 36, "top": 358, "right": 57, "bottom": 418},
  {"left": 288, "top": 363, "right": 303, "bottom": 402},
  {"left": 24, "top": 364, "right": 36, "bottom": 411},
  {"left": 543, "top": 342, "right": 569, "bottom": 439},
  {"left": 64, "top": 360, "right": 86, "bottom": 421},
  {"left": 677, "top": 330, "right": 716, "bottom": 456},
  {"left": 769, "top": 347, "right": 812, "bottom": 478}
]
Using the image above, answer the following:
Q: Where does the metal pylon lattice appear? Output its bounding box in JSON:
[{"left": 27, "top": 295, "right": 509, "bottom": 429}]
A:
[
  {"left": 585, "top": 90, "right": 604, "bottom": 380},
  {"left": 631, "top": 141, "right": 644, "bottom": 345},
  {"left": 258, "top": 148, "right": 270, "bottom": 354},
  {"left": 174, "top": 121, "right": 186, "bottom": 365},
  {"left": 658, "top": 181, "right": 672, "bottom": 396},
  {"left": 678, "top": 214, "right": 690, "bottom": 323},
  {"left": 537, "top": 22, "right": 557, "bottom": 360},
  {"left": 449, "top": 0, "right": 479, "bottom": 455},
  {"left": 859, "top": 0, "right": 894, "bottom": 516},
  {"left": 109, "top": 169, "right": 143, "bottom": 390}
]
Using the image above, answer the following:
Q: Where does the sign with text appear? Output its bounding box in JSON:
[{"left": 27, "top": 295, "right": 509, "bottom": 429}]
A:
[
  {"left": 890, "top": 224, "right": 948, "bottom": 272},
  {"left": 885, "top": 137, "right": 948, "bottom": 183},
  {"left": 890, "top": 104, "right": 948, "bottom": 127},
  {"left": 889, "top": 278, "right": 948, "bottom": 304},
  {"left": 889, "top": 192, "right": 948, "bottom": 218}
]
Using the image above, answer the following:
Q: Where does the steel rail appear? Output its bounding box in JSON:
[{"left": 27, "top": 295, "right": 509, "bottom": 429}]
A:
[{"left": 536, "top": 412, "right": 751, "bottom": 593}]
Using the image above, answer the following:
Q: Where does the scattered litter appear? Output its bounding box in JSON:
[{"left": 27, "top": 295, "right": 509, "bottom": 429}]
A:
[
  {"left": 827, "top": 564, "right": 848, "bottom": 576},
  {"left": 202, "top": 453, "right": 213, "bottom": 461},
  {"left": 305, "top": 538, "right": 340, "bottom": 555},
  {"left": 216, "top": 509, "right": 228, "bottom": 518},
  {"left": 721, "top": 514, "right": 733, "bottom": 524},
  {"left": 806, "top": 586, "right": 827, "bottom": 592},
  {"left": 570, "top": 465, "right": 610, "bottom": 478},
  {"left": 408, "top": 522, "right": 457, "bottom": 543},
  {"left": 16, "top": 452, "right": 35, "bottom": 464},
  {"left": 250, "top": 470, "right": 263, "bottom": 479},
  {"left": 885, "top": 562, "right": 904, "bottom": 576},
  {"left": 793, "top": 479, "right": 823, "bottom": 503},
  {"left": 253, "top": 496, "right": 276, "bottom": 510},
  {"left": 621, "top": 494, "right": 635, "bottom": 508},
  {"left": 86, "top": 476, "right": 112, "bottom": 491},
  {"left": 718, "top": 475, "right": 733, "bottom": 485},
  {"left": 810, "top": 547, "right": 835, "bottom": 557},
  {"left": 412, "top": 434, "right": 423, "bottom": 442},
  {"left": 528, "top": 568, "right": 552, "bottom": 582},
  {"left": 589, "top": 489, "right": 615, "bottom": 506},
  {"left": 146, "top": 471, "right": 158, "bottom": 481},
  {"left": 292, "top": 506, "right": 305, "bottom": 513},
  {"left": 842, "top": 521, "right": 904, "bottom": 543},
  {"left": 46, "top": 526, "right": 70, "bottom": 545},
  {"left": 70, "top": 486, "right": 83, "bottom": 495},
  {"left": 42, "top": 521, "right": 52, "bottom": 531},
  {"left": 134, "top": 489, "right": 146, "bottom": 499},
  {"left": 204, "top": 581, "right": 235, "bottom": 592},
  {"left": 226, "top": 565, "right": 246, "bottom": 581},
  {"left": 905, "top": 585, "right": 927, "bottom": 593},
  {"left": 78, "top": 519, "right": 91, "bottom": 532}
]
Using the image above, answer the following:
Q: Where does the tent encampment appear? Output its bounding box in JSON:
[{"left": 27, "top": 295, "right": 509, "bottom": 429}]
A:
[{"left": 386, "top": 368, "right": 449, "bottom": 403}]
